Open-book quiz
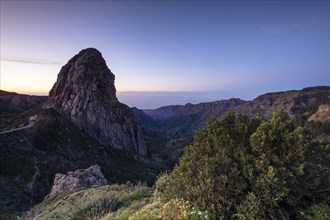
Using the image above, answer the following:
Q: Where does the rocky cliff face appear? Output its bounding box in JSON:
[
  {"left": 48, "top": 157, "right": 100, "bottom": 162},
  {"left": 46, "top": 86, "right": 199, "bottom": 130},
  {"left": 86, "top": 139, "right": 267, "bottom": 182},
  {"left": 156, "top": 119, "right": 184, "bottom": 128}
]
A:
[
  {"left": 44, "top": 48, "right": 146, "bottom": 155},
  {"left": 49, "top": 165, "right": 107, "bottom": 196}
]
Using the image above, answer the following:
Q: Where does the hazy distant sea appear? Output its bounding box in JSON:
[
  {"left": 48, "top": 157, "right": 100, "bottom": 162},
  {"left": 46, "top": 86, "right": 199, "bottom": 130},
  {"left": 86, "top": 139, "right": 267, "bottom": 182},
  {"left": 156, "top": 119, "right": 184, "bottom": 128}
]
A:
[{"left": 117, "top": 91, "right": 238, "bottom": 109}]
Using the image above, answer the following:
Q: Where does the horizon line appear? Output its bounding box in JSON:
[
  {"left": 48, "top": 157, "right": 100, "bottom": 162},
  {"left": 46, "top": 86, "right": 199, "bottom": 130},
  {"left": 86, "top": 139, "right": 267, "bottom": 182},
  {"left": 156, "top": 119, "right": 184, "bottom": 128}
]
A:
[{"left": 1, "top": 85, "right": 327, "bottom": 97}]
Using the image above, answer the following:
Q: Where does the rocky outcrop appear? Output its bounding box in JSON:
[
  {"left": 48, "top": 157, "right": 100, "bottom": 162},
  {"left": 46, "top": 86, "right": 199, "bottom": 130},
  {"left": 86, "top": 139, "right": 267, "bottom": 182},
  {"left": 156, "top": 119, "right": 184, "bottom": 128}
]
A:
[
  {"left": 49, "top": 165, "right": 107, "bottom": 196},
  {"left": 308, "top": 104, "right": 330, "bottom": 122},
  {"left": 44, "top": 48, "right": 146, "bottom": 155}
]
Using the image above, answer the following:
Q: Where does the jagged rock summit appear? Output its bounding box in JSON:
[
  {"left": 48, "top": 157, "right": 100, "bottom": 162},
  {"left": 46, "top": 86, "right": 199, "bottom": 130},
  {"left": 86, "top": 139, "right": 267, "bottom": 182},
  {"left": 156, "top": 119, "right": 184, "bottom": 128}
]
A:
[
  {"left": 44, "top": 48, "right": 147, "bottom": 155},
  {"left": 49, "top": 165, "right": 107, "bottom": 196}
]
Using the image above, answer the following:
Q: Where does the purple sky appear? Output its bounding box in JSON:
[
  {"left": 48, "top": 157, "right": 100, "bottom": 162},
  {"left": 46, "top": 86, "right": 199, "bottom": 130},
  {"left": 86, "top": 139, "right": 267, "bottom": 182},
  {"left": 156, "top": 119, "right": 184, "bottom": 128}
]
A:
[{"left": 1, "top": 1, "right": 329, "bottom": 108}]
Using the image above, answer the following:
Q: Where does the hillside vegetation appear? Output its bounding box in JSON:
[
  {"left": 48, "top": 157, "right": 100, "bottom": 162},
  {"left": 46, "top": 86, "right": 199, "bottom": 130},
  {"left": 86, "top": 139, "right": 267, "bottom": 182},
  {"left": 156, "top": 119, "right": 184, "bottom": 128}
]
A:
[
  {"left": 136, "top": 107, "right": 329, "bottom": 219},
  {"left": 21, "top": 106, "right": 329, "bottom": 219},
  {"left": 0, "top": 108, "right": 167, "bottom": 219},
  {"left": 1, "top": 87, "right": 328, "bottom": 219},
  {"left": 22, "top": 184, "right": 153, "bottom": 220}
]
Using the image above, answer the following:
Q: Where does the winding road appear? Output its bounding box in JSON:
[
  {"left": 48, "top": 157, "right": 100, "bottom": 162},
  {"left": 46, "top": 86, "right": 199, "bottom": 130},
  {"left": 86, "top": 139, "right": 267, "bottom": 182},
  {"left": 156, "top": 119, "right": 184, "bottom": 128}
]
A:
[{"left": 0, "top": 120, "right": 35, "bottom": 134}]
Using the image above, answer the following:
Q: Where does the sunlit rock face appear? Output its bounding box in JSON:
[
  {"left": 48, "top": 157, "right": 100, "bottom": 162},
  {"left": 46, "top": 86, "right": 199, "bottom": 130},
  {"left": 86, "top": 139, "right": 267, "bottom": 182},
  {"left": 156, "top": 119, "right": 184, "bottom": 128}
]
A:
[
  {"left": 44, "top": 48, "right": 147, "bottom": 155},
  {"left": 308, "top": 104, "right": 330, "bottom": 122}
]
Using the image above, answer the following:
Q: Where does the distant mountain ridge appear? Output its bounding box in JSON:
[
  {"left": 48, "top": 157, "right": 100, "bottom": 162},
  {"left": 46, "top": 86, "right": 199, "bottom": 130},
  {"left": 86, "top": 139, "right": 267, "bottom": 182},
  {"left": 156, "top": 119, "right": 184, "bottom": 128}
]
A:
[
  {"left": 144, "top": 86, "right": 329, "bottom": 121},
  {"left": 144, "top": 98, "right": 245, "bottom": 120},
  {"left": 141, "top": 86, "right": 329, "bottom": 140},
  {"left": 0, "top": 90, "right": 47, "bottom": 113},
  {"left": 137, "top": 86, "right": 329, "bottom": 166},
  {"left": 2, "top": 86, "right": 328, "bottom": 119},
  {"left": 235, "top": 86, "right": 329, "bottom": 117}
]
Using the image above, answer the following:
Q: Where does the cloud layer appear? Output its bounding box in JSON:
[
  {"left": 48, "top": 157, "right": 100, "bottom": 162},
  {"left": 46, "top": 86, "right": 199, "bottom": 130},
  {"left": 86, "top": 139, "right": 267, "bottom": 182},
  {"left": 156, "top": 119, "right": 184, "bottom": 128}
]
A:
[{"left": 1, "top": 57, "right": 61, "bottom": 65}]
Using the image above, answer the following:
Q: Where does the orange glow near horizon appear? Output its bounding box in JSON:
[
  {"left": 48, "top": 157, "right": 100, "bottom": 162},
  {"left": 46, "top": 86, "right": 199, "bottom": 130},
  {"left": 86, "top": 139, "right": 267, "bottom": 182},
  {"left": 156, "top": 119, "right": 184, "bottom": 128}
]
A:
[
  {"left": 1, "top": 84, "right": 52, "bottom": 96},
  {"left": 0, "top": 60, "right": 59, "bottom": 95},
  {"left": 0, "top": 88, "right": 50, "bottom": 96}
]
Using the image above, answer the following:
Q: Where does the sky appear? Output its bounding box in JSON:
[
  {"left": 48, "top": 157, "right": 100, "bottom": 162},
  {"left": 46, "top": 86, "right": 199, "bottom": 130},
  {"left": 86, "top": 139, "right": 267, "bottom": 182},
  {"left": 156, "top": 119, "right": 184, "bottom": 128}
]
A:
[{"left": 0, "top": 0, "right": 329, "bottom": 109}]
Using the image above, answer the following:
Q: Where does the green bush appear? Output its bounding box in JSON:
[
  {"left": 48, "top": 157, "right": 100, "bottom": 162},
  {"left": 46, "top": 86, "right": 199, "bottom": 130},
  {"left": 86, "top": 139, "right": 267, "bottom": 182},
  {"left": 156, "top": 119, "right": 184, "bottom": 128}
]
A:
[
  {"left": 299, "top": 203, "right": 330, "bottom": 220},
  {"left": 162, "top": 110, "right": 310, "bottom": 219},
  {"left": 154, "top": 172, "right": 170, "bottom": 199}
]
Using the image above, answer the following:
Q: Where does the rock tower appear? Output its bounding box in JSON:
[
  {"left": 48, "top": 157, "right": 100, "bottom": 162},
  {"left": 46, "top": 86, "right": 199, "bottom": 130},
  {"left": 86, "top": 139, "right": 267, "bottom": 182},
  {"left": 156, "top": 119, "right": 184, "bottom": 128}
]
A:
[{"left": 44, "top": 48, "right": 147, "bottom": 155}]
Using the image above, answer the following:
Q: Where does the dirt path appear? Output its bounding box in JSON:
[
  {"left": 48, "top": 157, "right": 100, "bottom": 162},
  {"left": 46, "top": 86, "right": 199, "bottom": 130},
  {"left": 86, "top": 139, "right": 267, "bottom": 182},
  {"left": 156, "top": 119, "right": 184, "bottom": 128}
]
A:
[{"left": 0, "top": 120, "right": 35, "bottom": 134}]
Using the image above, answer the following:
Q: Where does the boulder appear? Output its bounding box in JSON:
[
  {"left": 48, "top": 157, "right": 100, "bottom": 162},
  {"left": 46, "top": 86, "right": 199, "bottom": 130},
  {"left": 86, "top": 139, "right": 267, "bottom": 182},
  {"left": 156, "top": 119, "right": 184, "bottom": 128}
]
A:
[{"left": 49, "top": 165, "right": 107, "bottom": 196}]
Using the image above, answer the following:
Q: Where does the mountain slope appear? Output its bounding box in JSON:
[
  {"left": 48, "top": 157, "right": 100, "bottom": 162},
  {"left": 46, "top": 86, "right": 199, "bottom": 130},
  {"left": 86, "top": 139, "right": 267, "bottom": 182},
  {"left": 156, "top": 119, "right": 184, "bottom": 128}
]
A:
[
  {"left": 22, "top": 183, "right": 152, "bottom": 220},
  {"left": 144, "top": 98, "right": 246, "bottom": 138},
  {"left": 0, "top": 108, "right": 166, "bottom": 219},
  {"left": 0, "top": 90, "right": 47, "bottom": 114},
  {"left": 235, "top": 86, "right": 329, "bottom": 117}
]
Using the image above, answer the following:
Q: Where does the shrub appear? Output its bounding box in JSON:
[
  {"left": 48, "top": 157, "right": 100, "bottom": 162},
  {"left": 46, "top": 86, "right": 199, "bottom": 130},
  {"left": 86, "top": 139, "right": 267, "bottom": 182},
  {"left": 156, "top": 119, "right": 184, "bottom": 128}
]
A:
[
  {"left": 154, "top": 172, "right": 170, "bottom": 199},
  {"left": 299, "top": 203, "right": 330, "bottom": 220},
  {"left": 162, "top": 110, "right": 310, "bottom": 218}
]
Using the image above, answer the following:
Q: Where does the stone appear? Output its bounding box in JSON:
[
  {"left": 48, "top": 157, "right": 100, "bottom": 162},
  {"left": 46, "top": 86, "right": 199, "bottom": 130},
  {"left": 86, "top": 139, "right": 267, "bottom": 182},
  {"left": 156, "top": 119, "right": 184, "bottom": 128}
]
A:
[
  {"left": 308, "top": 104, "right": 330, "bottom": 122},
  {"left": 44, "top": 48, "right": 147, "bottom": 155},
  {"left": 49, "top": 165, "right": 107, "bottom": 196}
]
